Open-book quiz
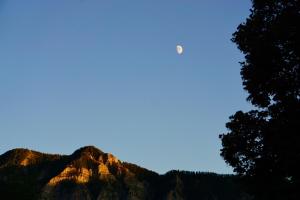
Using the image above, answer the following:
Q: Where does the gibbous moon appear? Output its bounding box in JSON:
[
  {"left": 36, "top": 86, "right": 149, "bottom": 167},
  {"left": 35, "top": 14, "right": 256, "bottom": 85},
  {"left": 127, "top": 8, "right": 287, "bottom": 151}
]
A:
[{"left": 176, "top": 45, "right": 183, "bottom": 55}]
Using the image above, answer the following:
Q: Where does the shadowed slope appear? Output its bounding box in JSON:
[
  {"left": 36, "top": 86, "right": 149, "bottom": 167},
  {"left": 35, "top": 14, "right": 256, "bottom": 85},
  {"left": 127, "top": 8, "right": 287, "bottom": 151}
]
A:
[{"left": 0, "top": 146, "right": 251, "bottom": 200}]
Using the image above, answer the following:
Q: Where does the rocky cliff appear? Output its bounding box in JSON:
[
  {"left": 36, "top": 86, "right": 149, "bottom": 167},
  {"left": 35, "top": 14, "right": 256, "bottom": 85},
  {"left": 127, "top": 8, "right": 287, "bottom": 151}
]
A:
[{"left": 0, "top": 146, "right": 251, "bottom": 200}]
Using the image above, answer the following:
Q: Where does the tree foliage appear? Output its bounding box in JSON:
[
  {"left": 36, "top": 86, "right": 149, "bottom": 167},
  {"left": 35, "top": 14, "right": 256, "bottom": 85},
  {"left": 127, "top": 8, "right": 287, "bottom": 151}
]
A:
[{"left": 220, "top": 0, "right": 300, "bottom": 199}]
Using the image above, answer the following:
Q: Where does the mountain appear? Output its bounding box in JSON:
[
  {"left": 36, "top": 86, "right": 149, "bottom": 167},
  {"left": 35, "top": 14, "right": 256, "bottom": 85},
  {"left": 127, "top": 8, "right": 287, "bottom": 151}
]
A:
[{"left": 0, "top": 146, "right": 252, "bottom": 200}]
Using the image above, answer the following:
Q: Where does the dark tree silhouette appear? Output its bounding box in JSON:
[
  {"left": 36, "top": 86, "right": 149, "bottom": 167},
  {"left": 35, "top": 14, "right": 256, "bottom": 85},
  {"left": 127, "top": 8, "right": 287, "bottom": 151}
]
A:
[{"left": 220, "top": 0, "right": 300, "bottom": 199}]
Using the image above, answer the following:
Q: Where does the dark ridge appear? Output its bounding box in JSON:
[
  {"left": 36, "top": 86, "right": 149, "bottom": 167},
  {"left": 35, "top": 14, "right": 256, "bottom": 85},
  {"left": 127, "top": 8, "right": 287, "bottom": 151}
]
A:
[
  {"left": 122, "top": 162, "right": 159, "bottom": 179},
  {"left": 71, "top": 146, "right": 104, "bottom": 159}
]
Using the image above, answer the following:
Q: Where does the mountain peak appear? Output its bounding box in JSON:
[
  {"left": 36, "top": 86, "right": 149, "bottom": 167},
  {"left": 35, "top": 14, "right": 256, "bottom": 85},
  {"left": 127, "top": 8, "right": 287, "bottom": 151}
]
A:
[
  {"left": 0, "top": 148, "right": 62, "bottom": 168},
  {"left": 0, "top": 146, "right": 250, "bottom": 200},
  {"left": 70, "top": 146, "right": 120, "bottom": 168},
  {"left": 72, "top": 146, "right": 104, "bottom": 156},
  {"left": 0, "top": 148, "right": 40, "bottom": 167}
]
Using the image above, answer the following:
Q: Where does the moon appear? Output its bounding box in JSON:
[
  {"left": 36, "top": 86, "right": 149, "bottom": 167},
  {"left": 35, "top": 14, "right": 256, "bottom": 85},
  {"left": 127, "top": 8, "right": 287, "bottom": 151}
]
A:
[{"left": 176, "top": 45, "right": 183, "bottom": 55}]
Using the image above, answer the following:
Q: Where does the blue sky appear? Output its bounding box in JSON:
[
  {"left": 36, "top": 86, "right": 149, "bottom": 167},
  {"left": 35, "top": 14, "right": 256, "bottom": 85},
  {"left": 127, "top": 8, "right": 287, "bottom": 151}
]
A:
[{"left": 0, "top": 0, "right": 251, "bottom": 174}]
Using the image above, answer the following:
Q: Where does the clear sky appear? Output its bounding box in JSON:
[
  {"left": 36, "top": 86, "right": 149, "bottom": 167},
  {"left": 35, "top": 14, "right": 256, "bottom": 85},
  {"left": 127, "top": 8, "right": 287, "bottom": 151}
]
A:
[{"left": 0, "top": 0, "right": 252, "bottom": 174}]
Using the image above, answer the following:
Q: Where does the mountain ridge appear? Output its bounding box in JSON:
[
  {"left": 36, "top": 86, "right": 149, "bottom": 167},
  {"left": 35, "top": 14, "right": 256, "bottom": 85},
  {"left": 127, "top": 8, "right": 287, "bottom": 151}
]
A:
[{"left": 0, "top": 146, "right": 252, "bottom": 200}]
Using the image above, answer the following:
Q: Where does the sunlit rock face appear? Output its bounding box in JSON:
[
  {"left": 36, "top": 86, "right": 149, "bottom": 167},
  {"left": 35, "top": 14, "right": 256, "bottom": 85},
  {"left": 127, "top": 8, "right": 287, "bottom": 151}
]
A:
[
  {"left": 39, "top": 146, "right": 148, "bottom": 200},
  {"left": 47, "top": 167, "right": 91, "bottom": 185},
  {"left": 19, "top": 150, "right": 38, "bottom": 166},
  {"left": 0, "top": 146, "right": 252, "bottom": 200}
]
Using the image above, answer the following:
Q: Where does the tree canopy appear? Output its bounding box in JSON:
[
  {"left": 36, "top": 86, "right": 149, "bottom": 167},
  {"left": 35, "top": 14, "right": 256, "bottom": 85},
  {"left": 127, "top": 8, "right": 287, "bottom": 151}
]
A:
[{"left": 220, "top": 0, "right": 300, "bottom": 199}]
